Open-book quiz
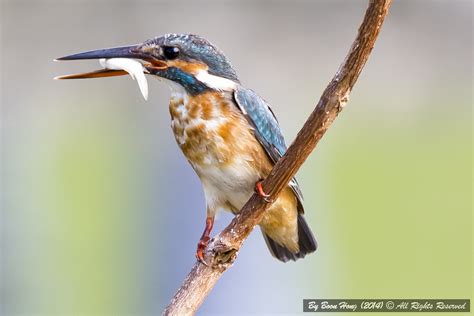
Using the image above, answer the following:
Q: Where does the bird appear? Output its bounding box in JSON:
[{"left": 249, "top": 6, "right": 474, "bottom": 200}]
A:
[{"left": 55, "top": 34, "right": 317, "bottom": 262}]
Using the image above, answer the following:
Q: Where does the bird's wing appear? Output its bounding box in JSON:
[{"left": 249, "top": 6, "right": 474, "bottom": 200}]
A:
[{"left": 233, "top": 86, "right": 304, "bottom": 212}]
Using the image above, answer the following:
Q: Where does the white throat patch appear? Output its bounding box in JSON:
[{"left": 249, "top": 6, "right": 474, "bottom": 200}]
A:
[{"left": 195, "top": 70, "right": 237, "bottom": 91}]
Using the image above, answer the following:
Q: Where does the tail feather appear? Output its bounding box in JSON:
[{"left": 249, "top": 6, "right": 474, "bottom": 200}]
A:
[{"left": 262, "top": 214, "right": 317, "bottom": 262}]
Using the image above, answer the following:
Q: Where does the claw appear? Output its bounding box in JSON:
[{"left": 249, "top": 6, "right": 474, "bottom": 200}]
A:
[
  {"left": 196, "top": 236, "right": 210, "bottom": 265},
  {"left": 255, "top": 180, "right": 272, "bottom": 203}
]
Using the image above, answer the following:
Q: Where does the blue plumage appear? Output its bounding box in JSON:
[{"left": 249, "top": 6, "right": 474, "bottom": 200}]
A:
[
  {"left": 234, "top": 86, "right": 304, "bottom": 208},
  {"left": 234, "top": 87, "right": 286, "bottom": 158},
  {"left": 158, "top": 67, "right": 208, "bottom": 94}
]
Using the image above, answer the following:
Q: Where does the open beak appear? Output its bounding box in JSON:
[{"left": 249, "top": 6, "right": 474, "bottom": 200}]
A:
[
  {"left": 54, "top": 44, "right": 167, "bottom": 79},
  {"left": 54, "top": 69, "right": 129, "bottom": 80}
]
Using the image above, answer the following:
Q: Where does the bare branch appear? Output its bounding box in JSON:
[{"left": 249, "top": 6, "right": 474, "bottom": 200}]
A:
[{"left": 163, "top": 1, "right": 392, "bottom": 315}]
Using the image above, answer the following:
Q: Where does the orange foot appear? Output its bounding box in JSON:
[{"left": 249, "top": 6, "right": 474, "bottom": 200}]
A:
[
  {"left": 255, "top": 180, "right": 272, "bottom": 203},
  {"left": 196, "top": 236, "right": 210, "bottom": 265},
  {"left": 196, "top": 216, "right": 214, "bottom": 265}
]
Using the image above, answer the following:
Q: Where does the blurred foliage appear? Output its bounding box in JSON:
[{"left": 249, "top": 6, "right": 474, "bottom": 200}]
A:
[{"left": 324, "top": 114, "right": 471, "bottom": 299}]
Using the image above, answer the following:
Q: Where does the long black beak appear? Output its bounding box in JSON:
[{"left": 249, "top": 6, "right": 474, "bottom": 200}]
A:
[
  {"left": 55, "top": 44, "right": 167, "bottom": 79},
  {"left": 56, "top": 45, "right": 142, "bottom": 61}
]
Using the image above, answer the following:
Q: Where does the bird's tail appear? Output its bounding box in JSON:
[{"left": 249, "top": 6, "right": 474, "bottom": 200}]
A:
[{"left": 262, "top": 214, "right": 317, "bottom": 262}]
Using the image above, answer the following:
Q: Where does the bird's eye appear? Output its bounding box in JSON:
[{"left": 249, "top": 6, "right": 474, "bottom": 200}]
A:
[{"left": 163, "top": 46, "right": 180, "bottom": 60}]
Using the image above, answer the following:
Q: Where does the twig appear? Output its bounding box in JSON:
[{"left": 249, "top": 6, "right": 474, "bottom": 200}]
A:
[{"left": 163, "top": 1, "right": 392, "bottom": 315}]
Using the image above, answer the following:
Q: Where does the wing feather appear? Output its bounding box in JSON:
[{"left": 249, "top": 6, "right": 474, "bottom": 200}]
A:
[{"left": 233, "top": 86, "right": 305, "bottom": 212}]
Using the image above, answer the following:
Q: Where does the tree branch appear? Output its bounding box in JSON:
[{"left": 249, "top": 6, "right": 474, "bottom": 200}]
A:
[{"left": 163, "top": 1, "right": 392, "bottom": 315}]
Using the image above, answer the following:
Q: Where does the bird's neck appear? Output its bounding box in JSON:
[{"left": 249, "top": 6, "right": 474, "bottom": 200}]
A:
[
  {"left": 193, "top": 70, "right": 237, "bottom": 92},
  {"left": 156, "top": 67, "right": 238, "bottom": 96}
]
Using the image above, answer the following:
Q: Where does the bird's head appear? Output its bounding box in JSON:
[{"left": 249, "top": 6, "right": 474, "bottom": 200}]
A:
[{"left": 56, "top": 34, "right": 239, "bottom": 97}]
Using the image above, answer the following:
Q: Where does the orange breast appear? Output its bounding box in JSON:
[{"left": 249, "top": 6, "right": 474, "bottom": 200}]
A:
[{"left": 169, "top": 91, "right": 272, "bottom": 174}]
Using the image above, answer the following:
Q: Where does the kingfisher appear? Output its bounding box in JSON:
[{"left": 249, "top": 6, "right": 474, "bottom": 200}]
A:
[{"left": 55, "top": 34, "right": 317, "bottom": 262}]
